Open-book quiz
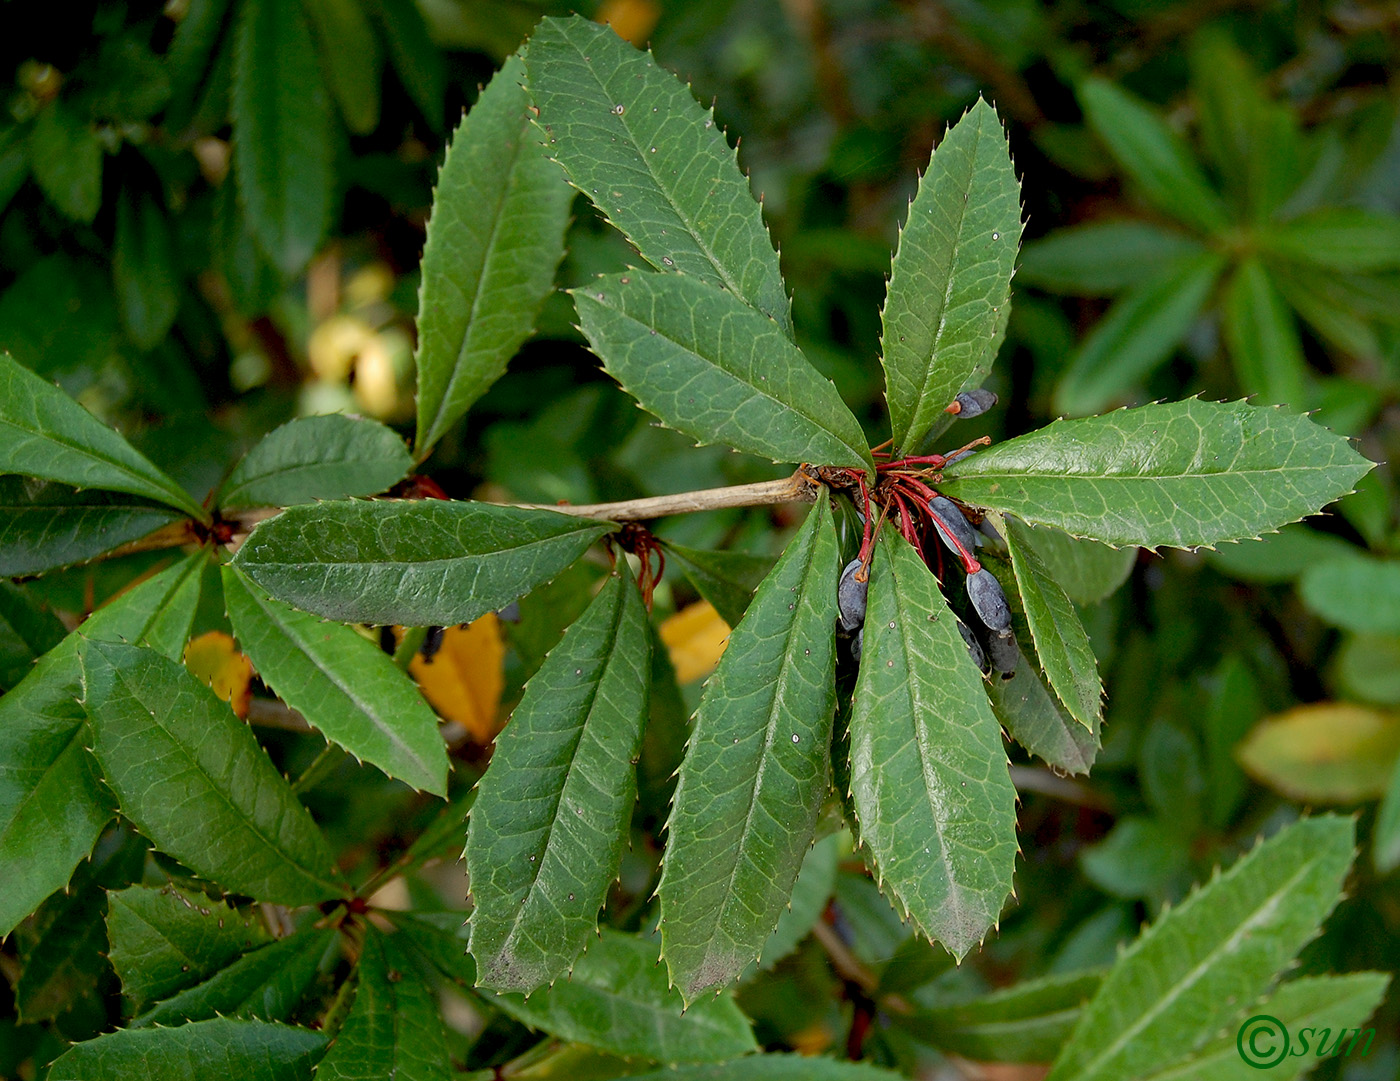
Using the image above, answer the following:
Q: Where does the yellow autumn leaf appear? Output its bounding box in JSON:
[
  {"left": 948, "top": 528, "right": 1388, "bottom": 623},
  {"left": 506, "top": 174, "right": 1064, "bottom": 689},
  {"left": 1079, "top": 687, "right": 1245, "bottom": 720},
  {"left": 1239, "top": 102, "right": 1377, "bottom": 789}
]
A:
[
  {"left": 595, "top": 0, "right": 660, "bottom": 46},
  {"left": 183, "top": 631, "right": 253, "bottom": 719},
  {"left": 410, "top": 615, "right": 505, "bottom": 745},
  {"left": 1237, "top": 702, "right": 1400, "bottom": 803},
  {"left": 660, "top": 600, "right": 730, "bottom": 684}
]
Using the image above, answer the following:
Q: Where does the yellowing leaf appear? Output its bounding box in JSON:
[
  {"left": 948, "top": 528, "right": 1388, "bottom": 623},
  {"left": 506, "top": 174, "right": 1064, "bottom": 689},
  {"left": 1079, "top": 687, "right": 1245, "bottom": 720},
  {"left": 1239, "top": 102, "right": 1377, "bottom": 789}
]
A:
[
  {"left": 183, "top": 631, "right": 253, "bottom": 719},
  {"left": 595, "top": 0, "right": 660, "bottom": 46},
  {"left": 410, "top": 615, "right": 505, "bottom": 744},
  {"left": 660, "top": 600, "right": 730, "bottom": 684},
  {"left": 1237, "top": 702, "right": 1400, "bottom": 803}
]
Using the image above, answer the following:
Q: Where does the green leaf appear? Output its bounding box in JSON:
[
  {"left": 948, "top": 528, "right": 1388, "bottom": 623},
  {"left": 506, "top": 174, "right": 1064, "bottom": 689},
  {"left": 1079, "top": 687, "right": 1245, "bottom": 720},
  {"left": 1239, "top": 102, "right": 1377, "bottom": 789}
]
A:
[
  {"left": 1204, "top": 523, "right": 1357, "bottom": 583},
  {"left": 1020, "top": 525, "right": 1135, "bottom": 605},
  {"left": 166, "top": 0, "right": 234, "bottom": 131},
  {"left": 0, "top": 477, "right": 185, "bottom": 577},
  {"left": 909, "top": 969, "right": 1104, "bottom": 1063},
  {"left": 1260, "top": 208, "right": 1400, "bottom": 272},
  {"left": 659, "top": 499, "right": 840, "bottom": 1001},
  {"left": 0, "top": 580, "right": 66, "bottom": 689},
  {"left": 493, "top": 930, "right": 757, "bottom": 1063},
  {"left": 1236, "top": 703, "right": 1400, "bottom": 803},
  {"left": 317, "top": 928, "right": 452, "bottom": 1080},
  {"left": 0, "top": 351, "right": 208, "bottom": 520},
  {"left": 573, "top": 272, "right": 870, "bottom": 471},
  {"left": 1046, "top": 815, "right": 1356, "bottom": 1081},
  {"left": 880, "top": 98, "right": 1022, "bottom": 455},
  {"left": 222, "top": 566, "right": 448, "bottom": 794},
  {"left": 1077, "top": 78, "right": 1229, "bottom": 234},
  {"left": 0, "top": 552, "right": 204, "bottom": 938},
  {"left": 414, "top": 55, "right": 573, "bottom": 456},
  {"left": 113, "top": 190, "right": 180, "bottom": 350},
  {"left": 1137, "top": 972, "right": 1390, "bottom": 1081},
  {"left": 1002, "top": 515, "right": 1101, "bottom": 730},
  {"left": 467, "top": 572, "right": 650, "bottom": 991},
  {"left": 661, "top": 542, "right": 773, "bottom": 630},
  {"left": 232, "top": 499, "right": 613, "bottom": 626},
  {"left": 1203, "top": 655, "right": 1264, "bottom": 829},
  {"left": 622, "top": 1057, "right": 906, "bottom": 1081},
  {"left": 232, "top": 0, "right": 336, "bottom": 275},
  {"left": 106, "top": 885, "right": 270, "bottom": 1009},
  {"left": 15, "top": 862, "right": 111, "bottom": 1024},
  {"left": 45, "top": 1017, "right": 327, "bottom": 1081},
  {"left": 133, "top": 925, "right": 334, "bottom": 1027},
  {"left": 367, "top": 0, "right": 445, "bottom": 129},
  {"left": 218, "top": 415, "right": 413, "bottom": 510},
  {"left": 754, "top": 831, "right": 841, "bottom": 972},
  {"left": 987, "top": 643, "right": 1100, "bottom": 776},
  {"left": 1222, "top": 259, "right": 1306, "bottom": 407},
  {"left": 848, "top": 529, "right": 1017, "bottom": 958},
  {"left": 1299, "top": 555, "right": 1400, "bottom": 635},
  {"left": 301, "top": 0, "right": 381, "bottom": 134},
  {"left": 78, "top": 639, "right": 345, "bottom": 905},
  {"left": 526, "top": 16, "right": 791, "bottom": 333},
  {"left": 0, "top": 253, "right": 122, "bottom": 378},
  {"left": 1079, "top": 816, "right": 1189, "bottom": 901},
  {"left": 1376, "top": 754, "right": 1400, "bottom": 874},
  {"left": 388, "top": 910, "right": 475, "bottom": 987},
  {"left": 939, "top": 399, "right": 1374, "bottom": 549},
  {"left": 1017, "top": 222, "right": 1204, "bottom": 296},
  {"left": 1053, "top": 252, "right": 1225, "bottom": 417},
  {"left": 30, "top": 100, "right": 103, "bottom": 223}
]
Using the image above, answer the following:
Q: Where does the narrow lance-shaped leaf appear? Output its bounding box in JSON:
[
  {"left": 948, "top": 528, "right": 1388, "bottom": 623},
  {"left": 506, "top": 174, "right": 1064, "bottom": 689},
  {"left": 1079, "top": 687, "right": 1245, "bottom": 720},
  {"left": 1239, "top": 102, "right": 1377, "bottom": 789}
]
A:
[
  {"left": 231, "top": 0, "right": 334, "bottom": 275},
  {"left": 0, "top": 351, "right": 206, "bottom": 521},
  {"left": 939, "top": 399, "right": 1375, "bottom": 549},
  {"left": 222, "top": 566, "right": 448, "bottom": 795},
  {"left": 1017, "top": 221, "right": 1204, "bottom": 296},
  {"left": 1223, "top": 258, "right": 1307, "bottom": 408},
  {"left": 78, "top": 639, "right": 345, "bottom": 906},
  {"left": 106, "top": 884, "right": 270, "bottom": 1009},
  {"left": 881, "top": 98, "right": 1021, "bottom": 455},
  {"left": 467, "top": 571, "right": 651, "bottom": 991},
  {"left": 1137, "top": 972, "right": 1390, "bottom": 1081},
  {"left": 661, "top": 541, "right": 773, "bottom": 630},
  {"left": 849, "top": 529, "right": 1018, "bottom": 958},
  {"left": 1046, "top": 815, "right": 1356, "bottom": 1081},
  {"left": 1022, "top": 526, "right": 1136, "bottom": 606},
  {"left": 0, "top": 551, "right": 204, "bottom": 938},
  {"left": 0, "top": 477, "right": 184, "bottom": 578},
  {"left": 0, "top": 580, "right": 66, "bottom": 688},
  {"left": 1000, "top": 514, "right": 1101, "bottom": 731},
  {"left": 113, "top": 189, "right": 179, "bottom": 350},
  {"left": 232, "top": 499, "right": 613, "bottom": 626},
  {"left": 526, "top": 15, "right": 791, "bottom": 333},
  {"left": 659, "top": 498, "right": 840, "bottom": 1002},
  {"left": 217, "top": 414, "right": 413, "bottom": 510},
  {"left": 44, "top": 1018, "right": 327, "bottom": 1081},
  {"left": 1078, "top": 78, "right": 1230, "bottom": 234},
  {"left": 574, "top": 272, "right": 871, "bottom": 471},
  {"left": 1053, "top": 251, "right": 1225, "bottom": 418},
  {"left": 1299, "top": 554, "right": 1400, "bottom": 635},
  {"left": 132, "top": 925, "right": 334, "bottom": 1027},
  {"left": 301, "top": 0, "right": 381, "bottom": 134},
  {"left": 316, "top": 928, "right": 452, "bottom": 1081},
  {"left": 414, "top": 54, "right": 573, "bottom": 456},
  {"left": 492, "top": 930, "right": 757, "bottom": 1064}
]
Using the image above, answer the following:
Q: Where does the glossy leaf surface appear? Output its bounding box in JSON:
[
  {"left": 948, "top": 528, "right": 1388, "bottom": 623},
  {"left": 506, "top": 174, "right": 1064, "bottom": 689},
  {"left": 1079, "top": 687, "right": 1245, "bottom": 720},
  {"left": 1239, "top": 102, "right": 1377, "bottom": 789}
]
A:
[
  {"left": 0, "top": 351, "right": 205, "bottom": 520},
  {"left": 881, "top": 98, "right": 1021, "bottom": 454},
  {"left": 79, "top": 640, "right": 344, "bottom": 905},
  {"left": 467, "top": 572, "right": 651, "bottom": 991},
  {"left": 414, "top": 55, "right": 572, "bottom": 455},
  {"left": 45, "top": 1018, "right": 327, "bottom": 1081},
  {"left": 222, "top": 567, "right": 448, "bottom": 794},
  {"left": 849, "top": 530, "right": 1017, "bottom": 958},
  {"left": 218, "top": 415, "right": 413, "bottom": 510},
  {"left": 939, "top": 399, "right": 1373, "bottom": 549},
  {"left": 574, "top": 272, "right": 870, "bottom": 471},
  {"left": 526, "top": 16, "right": 790, "bottom": 332},
  {"left": 659, "top": 499, "right": 839, "bottom": 1001},
  {"left": 232, "top": 499, "right": 612, "bottom": 626}
]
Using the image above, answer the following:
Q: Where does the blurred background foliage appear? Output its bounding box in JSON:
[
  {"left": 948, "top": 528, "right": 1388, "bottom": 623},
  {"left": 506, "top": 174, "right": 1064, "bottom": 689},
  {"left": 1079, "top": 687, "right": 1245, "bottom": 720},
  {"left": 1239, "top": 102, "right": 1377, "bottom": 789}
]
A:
[{"left": 2, "top": 0, "right": 1399, "bottom": 1077}]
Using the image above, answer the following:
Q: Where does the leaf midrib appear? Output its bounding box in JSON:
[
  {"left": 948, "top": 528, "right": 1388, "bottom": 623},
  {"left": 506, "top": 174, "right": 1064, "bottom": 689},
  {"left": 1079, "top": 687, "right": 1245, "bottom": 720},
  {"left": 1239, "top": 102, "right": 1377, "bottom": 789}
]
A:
[
  {"left": 555, "top": 32, "right": 750, "bottom": 307},
  {"left": 253, "top": 520, "right": 598, "bottom": 569},
  {"left": 1068, "top": 855, "right": 1320, "bottom": 1080},
  {"left": 105, "top": 659, "right": 340, "bottom": 898}
]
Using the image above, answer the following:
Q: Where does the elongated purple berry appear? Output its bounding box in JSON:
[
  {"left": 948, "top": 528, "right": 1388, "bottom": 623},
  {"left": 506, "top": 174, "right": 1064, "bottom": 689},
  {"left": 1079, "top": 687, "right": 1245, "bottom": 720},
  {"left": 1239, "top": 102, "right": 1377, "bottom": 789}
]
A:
[
  {"left": 838, "top": 558, "right": 867, "bottom": 632},
  {"left": 966, "top": 568, "right": 1012, "bottom": 634},
  {"left": 986, "top": 628, "right": 1017, "bottom": 676},
  {"left": 950, "top": 388, "right": 997, "bottom": 419},
  {"left": 929, "top": 496, "right": 978, "bottom": 558},
  {"left": 958, "top": 619, "right": 988, "bottom": 674}
]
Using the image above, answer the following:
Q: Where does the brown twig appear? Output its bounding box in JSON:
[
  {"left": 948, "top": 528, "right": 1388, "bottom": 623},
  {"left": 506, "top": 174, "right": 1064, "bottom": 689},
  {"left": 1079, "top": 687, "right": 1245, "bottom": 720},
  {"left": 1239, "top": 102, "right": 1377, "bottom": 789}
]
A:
[{"left": 509, "top": 470, "right": 822, "bottom": 522}]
